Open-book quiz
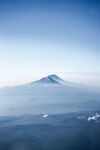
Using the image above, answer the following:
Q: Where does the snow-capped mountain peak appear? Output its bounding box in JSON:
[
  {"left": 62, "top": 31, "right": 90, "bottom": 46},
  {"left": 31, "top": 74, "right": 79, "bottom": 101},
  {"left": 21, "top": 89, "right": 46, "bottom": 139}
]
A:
[
  {"left": 47, "top": 74, "right": 62, "bottom": 81},
  {"left": 34, "top": 74, "right": 62, "bottom": 84}
]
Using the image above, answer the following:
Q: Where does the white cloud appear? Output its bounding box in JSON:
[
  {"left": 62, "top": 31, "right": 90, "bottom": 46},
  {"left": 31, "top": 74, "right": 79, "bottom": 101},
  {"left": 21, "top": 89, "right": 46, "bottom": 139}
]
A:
[
  {"left": 42, "top": 114, "right": 48, "bottom": 118},
  {"left": 88, "top": 113, "right": 100, "bottom": 121}
]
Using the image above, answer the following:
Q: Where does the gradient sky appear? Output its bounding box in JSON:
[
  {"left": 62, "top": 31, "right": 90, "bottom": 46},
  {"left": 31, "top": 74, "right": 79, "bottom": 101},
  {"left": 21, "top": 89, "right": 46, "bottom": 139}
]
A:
[{"left": 0, "top": 0, "right": 100, "bottom": 87}]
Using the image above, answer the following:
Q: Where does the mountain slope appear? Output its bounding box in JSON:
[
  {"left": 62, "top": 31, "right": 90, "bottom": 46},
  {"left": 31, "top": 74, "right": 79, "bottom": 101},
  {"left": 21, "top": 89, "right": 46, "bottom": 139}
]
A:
[{"left": 0, "top": 74, "right": 100, "bottom": 116}]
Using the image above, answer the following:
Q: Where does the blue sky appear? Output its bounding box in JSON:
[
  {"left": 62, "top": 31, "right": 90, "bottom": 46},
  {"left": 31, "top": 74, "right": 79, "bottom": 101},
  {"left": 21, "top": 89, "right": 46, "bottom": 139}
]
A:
[{"left": 0, "top": 0, "right": 100, "bottom": 86}]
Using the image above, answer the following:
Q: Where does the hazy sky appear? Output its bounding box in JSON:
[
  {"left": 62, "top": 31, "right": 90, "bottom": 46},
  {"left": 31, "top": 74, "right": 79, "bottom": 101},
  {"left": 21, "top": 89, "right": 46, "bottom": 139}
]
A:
[{"left": 0, "top": 0, "right": 100, "bottom": 87}]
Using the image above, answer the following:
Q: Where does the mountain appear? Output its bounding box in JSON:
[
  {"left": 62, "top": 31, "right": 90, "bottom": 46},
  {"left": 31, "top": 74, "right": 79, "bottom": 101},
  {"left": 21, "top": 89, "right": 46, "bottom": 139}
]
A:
[
  {"left": 0, "top": 74, "right": 100, "bottom": 116},
  {"left": 32, "top": 74, "right": 73, "bottom": 86},
  {"left": 32, "top": 74, "right": 63, "bottom": 84}
]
